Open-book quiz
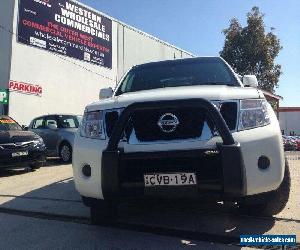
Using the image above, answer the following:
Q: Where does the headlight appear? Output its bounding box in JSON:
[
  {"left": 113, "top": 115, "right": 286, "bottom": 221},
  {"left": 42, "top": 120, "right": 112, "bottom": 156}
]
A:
[
  {"left": 33, "top": 137, "right": 45, "bottom": 147},
  {"left": 80, "top": 110, "right": 105, "bottom": 139},
  {"left": 238, "top": 99, "right": 270, "bottom": 131}
]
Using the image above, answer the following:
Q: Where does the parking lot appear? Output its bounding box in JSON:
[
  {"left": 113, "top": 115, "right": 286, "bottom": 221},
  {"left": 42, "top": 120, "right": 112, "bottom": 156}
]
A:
[{"left": 0, "top": 152, "right": 298, "bottom": 249}]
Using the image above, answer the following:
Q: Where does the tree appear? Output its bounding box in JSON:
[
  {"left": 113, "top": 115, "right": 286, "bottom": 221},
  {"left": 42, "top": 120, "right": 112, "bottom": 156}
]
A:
[{"left": 220, "top": 7, "right": 282, "bottom": 92}]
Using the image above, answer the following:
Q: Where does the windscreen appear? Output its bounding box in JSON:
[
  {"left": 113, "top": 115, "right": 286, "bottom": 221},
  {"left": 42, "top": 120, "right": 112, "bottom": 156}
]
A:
[
  {"left": 116, "top": 59, "right": 237, "bottom": 95},
  {"left": 0, "top": 117, "right": 22, "bottom": 131}
]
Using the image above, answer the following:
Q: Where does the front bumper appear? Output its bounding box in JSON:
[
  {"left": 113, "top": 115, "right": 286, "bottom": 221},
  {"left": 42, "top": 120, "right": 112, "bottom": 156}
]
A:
[
  {"left": 73, "top": 98, "right": 284, "bottom": 201},
  {"left": 0, "top": 146, "right": 46, "bottom": 169},
  {"left": 102, "top": 145, "right": 245, "bottom": 200}
]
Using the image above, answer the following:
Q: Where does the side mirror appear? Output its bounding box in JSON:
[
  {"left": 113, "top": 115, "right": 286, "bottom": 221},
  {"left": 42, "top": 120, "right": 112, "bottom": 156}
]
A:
[
  {"left": 22, "top": 125, "right": 28, "bottom": 131},
  {"left": 99, "top": 87, "right": 113, "bottom": 99},
  {"left": 243, "top": 75, "right": 258, "bottom": 88}
]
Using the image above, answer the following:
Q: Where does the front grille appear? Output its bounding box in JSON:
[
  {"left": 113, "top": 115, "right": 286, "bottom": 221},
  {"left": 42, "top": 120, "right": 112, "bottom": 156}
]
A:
[
  {"left": 132, "top": 107, "right": 206, "bottom": 141},
  {"left": 104, "top": 101, "right": 238, "bottom": 141},
  {"left": 0, "top": 142, "right": 33, "bottom": 150}
]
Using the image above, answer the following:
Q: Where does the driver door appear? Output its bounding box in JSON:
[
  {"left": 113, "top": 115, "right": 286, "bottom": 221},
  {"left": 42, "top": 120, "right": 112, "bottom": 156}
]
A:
[{"left": 43, "top": 116, "right": 60, "bottom": 154}]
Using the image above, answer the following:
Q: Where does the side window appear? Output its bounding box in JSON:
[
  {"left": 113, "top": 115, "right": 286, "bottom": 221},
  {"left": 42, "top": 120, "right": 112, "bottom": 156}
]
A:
[
  {"left": 45, "top": 117, "right": 58, "bottom": 129},
  {"left": 58, "top": 115, "right": 80, "bottom": 128},
  {"left": 61, "top": 118, "right": 76, "bottom": 128},
  {"left": 32, "top": 118, "right": 45, "bottom": 129}
]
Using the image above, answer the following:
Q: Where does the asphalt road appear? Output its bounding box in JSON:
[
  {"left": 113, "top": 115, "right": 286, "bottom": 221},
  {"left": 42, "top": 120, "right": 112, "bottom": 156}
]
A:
[
  {"left": 0, "top": 153, "right": 299, "bottom": 249},
  {"left": 0, "top": 213, "right": 243, "bottom": 250}
]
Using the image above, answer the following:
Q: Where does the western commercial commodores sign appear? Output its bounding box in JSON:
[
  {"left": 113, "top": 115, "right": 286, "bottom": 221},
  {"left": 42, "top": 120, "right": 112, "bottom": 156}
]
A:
[{"left": 18, "top": 0, "right": 112, "bottom": 68}]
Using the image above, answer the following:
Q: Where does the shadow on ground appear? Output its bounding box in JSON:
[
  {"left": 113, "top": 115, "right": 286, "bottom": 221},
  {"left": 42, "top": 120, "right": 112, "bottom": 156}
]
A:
[
  {"left": 0, "top": 157, "right": 67, "bottom": 178},
  {"left": 0, "top": 167, "right": 276, "bottom": 245},
  {"left": 44, "top": 157, "right": 69, "bottom": 167},
  {"left": 0, "top": 168, "right": 31, "bottom": 177}
]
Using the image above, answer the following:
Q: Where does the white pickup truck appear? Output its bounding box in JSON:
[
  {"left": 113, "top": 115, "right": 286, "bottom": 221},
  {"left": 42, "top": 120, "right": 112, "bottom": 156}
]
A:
[{"left": 72, "top": 57, "right": 290, "bottom": 224}]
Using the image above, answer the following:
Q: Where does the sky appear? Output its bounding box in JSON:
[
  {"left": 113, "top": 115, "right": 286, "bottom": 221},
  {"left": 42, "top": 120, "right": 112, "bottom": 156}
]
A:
[{"left": 81, "top": 0, "right": 300, "bottom": 107}]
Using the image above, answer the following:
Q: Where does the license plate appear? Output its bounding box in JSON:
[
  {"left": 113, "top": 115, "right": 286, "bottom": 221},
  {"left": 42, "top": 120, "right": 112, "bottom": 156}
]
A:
[
  {"left": 12, "top": 151, "right": 29, "bottom": 157},
  {"left": 144, "top": 173, "right": 197, "bottom": 186}
]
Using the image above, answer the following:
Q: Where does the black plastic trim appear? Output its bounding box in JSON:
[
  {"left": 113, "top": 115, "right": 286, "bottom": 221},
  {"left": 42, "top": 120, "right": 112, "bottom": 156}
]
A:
[{"left": 217, "top": 143, "right": 246, "bottom": 197}]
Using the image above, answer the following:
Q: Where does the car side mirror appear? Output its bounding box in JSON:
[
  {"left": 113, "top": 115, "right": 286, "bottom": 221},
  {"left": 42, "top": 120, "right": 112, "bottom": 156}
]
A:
[
  {"left": 22, "top": 125, "right": 28, "bottom": 131},
  {"left": 99, "top": 87, "right": 113, "bottom": 99},
  {"left": 243, "top": 75, "right": 258, "bottom": 88}
]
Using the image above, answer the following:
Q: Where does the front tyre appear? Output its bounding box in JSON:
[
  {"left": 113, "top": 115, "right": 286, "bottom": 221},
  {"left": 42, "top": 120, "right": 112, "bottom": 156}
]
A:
[
  {"left": 29, "top": 162, "right": 43, "bottom": 171},
  {"left": 90, "top": 201, "right": 117, "bottom": 225},
  {"left": 238, "top": 159, "right": 291, "bottom": 216},
  {"left": 82, "top": 196, "right": 118, "bottom": 225},
  {"left": 59, "top": 143, "right": 72, "bottom": 163}
]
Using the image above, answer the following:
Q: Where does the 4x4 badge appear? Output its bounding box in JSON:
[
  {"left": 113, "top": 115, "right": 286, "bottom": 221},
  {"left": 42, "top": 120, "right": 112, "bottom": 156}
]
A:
[{"left": 157, "top": 113, "right": 179, "bottom": 133}]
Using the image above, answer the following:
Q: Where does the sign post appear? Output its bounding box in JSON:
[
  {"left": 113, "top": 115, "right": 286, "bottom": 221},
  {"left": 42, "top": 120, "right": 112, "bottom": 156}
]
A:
[{"left": 0, "top": 89, "right": 9, "bottom": 105}]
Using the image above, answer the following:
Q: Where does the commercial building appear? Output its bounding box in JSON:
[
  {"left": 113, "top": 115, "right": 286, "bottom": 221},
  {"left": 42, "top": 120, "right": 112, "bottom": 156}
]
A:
[
  {"left": 261, "top": 90, "right": 282, "bottom": 117},
  {"left": 0, "top": 0, "right": 193, "bottom": 125},
  {"left": 279, "top": 107, "right": 300, "bottom": 135}
]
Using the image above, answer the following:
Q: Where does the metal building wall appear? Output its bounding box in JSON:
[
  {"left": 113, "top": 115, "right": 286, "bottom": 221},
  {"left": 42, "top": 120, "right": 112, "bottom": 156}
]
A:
[
  {"left": 279, "top": 111, "right": 300, "bottom": 135},
  {"left": 1, "top": 0, "right": 193, "bottom": 125},
  {"left": 122, "top": 26, "right": 191, "bottom": 74}
]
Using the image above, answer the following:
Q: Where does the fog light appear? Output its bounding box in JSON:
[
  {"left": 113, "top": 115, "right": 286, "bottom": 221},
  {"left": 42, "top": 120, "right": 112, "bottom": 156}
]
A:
[
  {"left": 258, "top": 156, "right": 270, "bottom": 170},
  {"left": 82, "top": 164, "right": 91, "bottom": 177}
]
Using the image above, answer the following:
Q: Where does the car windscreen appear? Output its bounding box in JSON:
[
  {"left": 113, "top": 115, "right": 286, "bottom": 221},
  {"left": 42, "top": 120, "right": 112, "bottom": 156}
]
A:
[
  {"left": 58, "top": 115, "right": 80, "bottom": 128},
  {"left": 116, "top": 60, "right": 238, "bottom": 95},
  {"left": 0, "top": 117, "right": 22, "bottom": 131}
]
